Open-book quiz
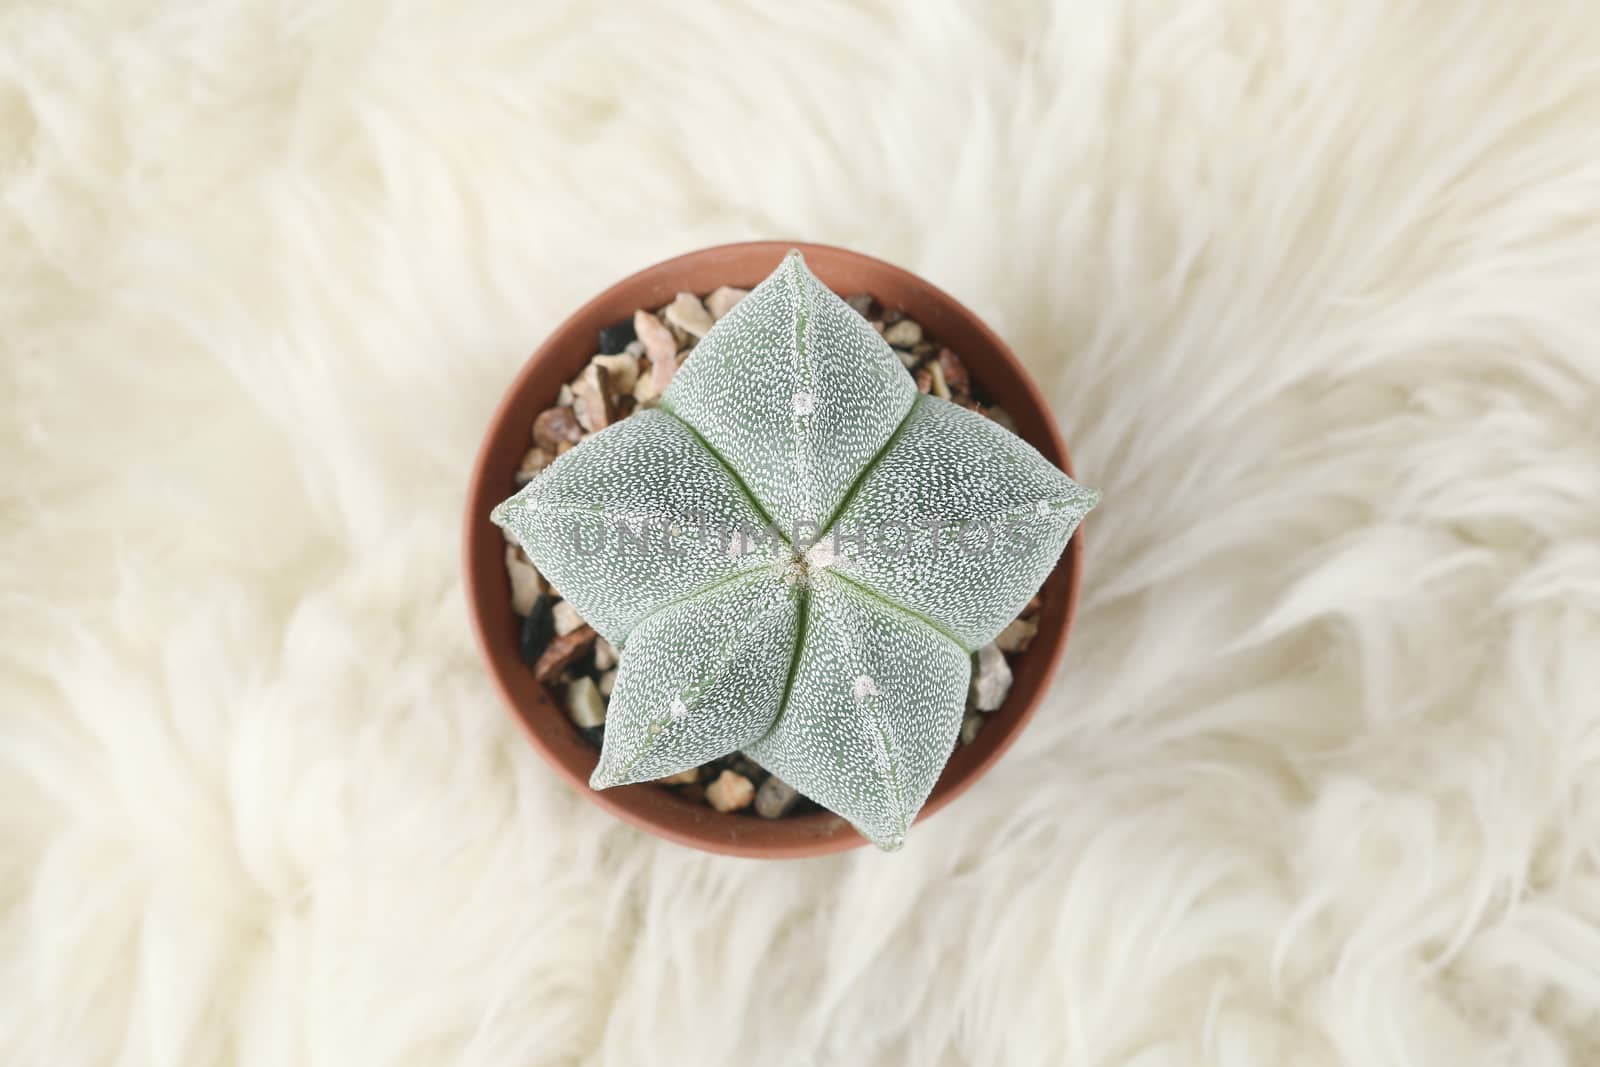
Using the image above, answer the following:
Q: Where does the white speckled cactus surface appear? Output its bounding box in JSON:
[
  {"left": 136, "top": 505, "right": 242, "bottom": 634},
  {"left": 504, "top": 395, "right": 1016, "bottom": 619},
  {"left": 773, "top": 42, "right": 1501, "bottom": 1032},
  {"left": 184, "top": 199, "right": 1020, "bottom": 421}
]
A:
[{"left": 494, "top": 252, "right": 1099, "bottom": 848}]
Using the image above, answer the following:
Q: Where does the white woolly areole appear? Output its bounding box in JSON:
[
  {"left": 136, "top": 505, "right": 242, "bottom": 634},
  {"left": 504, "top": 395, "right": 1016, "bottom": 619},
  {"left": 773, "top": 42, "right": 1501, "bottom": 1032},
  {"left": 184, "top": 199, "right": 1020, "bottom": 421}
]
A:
[{"left": 804, "top": 537, "right": 842, "bottom": 572}]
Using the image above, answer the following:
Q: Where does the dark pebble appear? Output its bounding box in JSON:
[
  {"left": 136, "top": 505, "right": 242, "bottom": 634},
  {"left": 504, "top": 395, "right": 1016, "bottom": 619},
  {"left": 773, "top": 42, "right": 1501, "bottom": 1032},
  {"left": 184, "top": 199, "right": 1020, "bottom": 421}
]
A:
[
  {"left": 845, "top": 293, "right": 877, "bottom": 320},
  {"left": 597, "top": 318, "right": 636, "bottom": 355},
  {"left": 579, "top": 725, "right": 605, "bottom": 748},
  {"left": 729, "top": 754, "right": 768, "bottom": 784},
  {"left": 518, "top": 596, "right": 555, "bottom": 666},
  {"left": 571, "top": 642, "right": 597, "bottom": 679}
]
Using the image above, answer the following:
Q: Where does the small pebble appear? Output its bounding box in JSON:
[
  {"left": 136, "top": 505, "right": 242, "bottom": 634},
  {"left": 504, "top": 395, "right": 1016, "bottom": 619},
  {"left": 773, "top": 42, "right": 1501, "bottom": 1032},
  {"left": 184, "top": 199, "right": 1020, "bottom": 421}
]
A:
[
  {"left": 658, "top": 768, "right": 699, "bottom": 786},
  {"left": 885, "top": 320, "right": 923, "bottom": 349},
  {"left": 634, "top": 309, "right": 678, "bottom": 365},
  {"left": 914, "top": 368, "right": 933, "bottom": 394},
  {"left": 633, "top": 366, "right": 663, "bottom": 407},
  {"left": 557, "top": 383, "right": 574, "bottom": 408},
  {"left": 845, "top": 293, "right": 876, "bottom": 319},
  {"left": 534, "top": 625, "right": 596, "bottom": 683},
  {"left": 706, "top": 286, "right": 748, "bottom": 320},
  {"left": 552, "top": 599, "right": 584, "bottom": 635},
  {"left": 882, "top": 308, "right": 905, "bottom": 325},
  {"left": 518, "top": 596, "right": 556, "bottom": 666},
  {"left": 970, "top": 642, "right": 1013, "bottom": 712},
  {"left": 961, "top": 712, "right": 984, "bottom": 745},
  {"left": 648, "top": 347, "right": 680, "bottom": 396},
  {"left": 532, "top": 406, "right": 582, "bottom": 451},
  {"left": 936, "top": 348, "right": 970, "bottom": 394},
  {"left": 928, "top": 361, "right": 951, "bottom": 400},
  {"left": 911, "top": 341, "right": 937, "bottom": 358},
  {"left": 514, "top": 446, "right": 553, "bottom": 485},
  {"left": 597, "top": 669, "right": 617, "bottom": 696},
  {"left": 995, "top": 616, "right": 1039, "bottom": 653},
  {"left": 565, "top": 676, "right": 606, "bottom": 728},
  {"left": 664, "top": 292, "right": 713, "bottom": 338},
  {"left": 593, "top": 637, "right": 618, "bottom": 671},
  {"left": 571, "top": 363, "right": 613, "bottom": 432},
  {"left": 597, "top": 318, "right": 636, "bottom": 355},
  {"left": 705, "top": 770, "right": 755, "bottom": 813},
  {"left": 505, "top": 546, "right": 545, "bottom": 616},
  {"left": 755, "top": 775, "right": 800, "bottom": 819},
  {"left": 894, "top": 349, "right": 919, "bottom": 370},
  {"left": 591, "top": 353, "right": 639, "bottom": 394},
  {"left": 1023, "top": 593, "right": 1043, "bottom": 616}
]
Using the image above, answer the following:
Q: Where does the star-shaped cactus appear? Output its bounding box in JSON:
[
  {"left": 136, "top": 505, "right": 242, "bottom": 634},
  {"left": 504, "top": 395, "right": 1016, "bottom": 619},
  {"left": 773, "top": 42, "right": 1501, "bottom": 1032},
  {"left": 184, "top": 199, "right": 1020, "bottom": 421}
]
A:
[{"left": 493, "top": 251, "right": 1098, "bottom": 849}]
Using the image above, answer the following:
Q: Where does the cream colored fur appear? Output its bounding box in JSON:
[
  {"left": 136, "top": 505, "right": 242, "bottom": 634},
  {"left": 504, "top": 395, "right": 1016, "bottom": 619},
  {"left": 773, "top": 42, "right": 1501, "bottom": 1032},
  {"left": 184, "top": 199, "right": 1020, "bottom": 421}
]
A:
[{"left": 4, "top": 1, "right": 1600, "bottom": 1064}]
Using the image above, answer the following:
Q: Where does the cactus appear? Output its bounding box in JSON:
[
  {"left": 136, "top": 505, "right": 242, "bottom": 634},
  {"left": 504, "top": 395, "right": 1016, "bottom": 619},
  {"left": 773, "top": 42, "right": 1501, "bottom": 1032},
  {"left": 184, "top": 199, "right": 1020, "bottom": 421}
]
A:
[{"left": 493, "top": 251, "right": 1098, "bottom": 849}]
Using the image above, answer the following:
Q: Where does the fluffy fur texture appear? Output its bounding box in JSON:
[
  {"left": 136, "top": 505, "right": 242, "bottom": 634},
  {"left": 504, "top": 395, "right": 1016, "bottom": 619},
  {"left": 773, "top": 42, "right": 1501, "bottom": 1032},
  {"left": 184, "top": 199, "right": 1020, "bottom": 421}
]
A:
[{"left": 3, "top": 1, "right": 1600, "bottom": 1064}]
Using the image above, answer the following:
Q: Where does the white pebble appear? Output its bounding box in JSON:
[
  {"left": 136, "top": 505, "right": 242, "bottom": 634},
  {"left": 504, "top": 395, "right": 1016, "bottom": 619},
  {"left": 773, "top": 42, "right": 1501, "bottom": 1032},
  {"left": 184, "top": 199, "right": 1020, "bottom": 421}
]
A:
[
  {"left": 504, "top": 545, "right": 544, "bottom": 616},
  {"left": 598, "top": 669, "right": 617, "bottom": 696},
  {"left": 665, "top": 292, "right": 713, "bottom": 338},
  {"left": 970, "top": 643, "right": 1013, "bottom": 712},
  {"left": 594, "top": 637, "right": 618, "bottom": 671},
  {"left": 591, "top": 353, "right": 639, "bottom": 394},
  {"left": 565, "top": 677, "right": 605, "bottom": 728},
  {"left": 552, "top": 599, "right": 583, "bottom": 635},
  {"left": 884, "top": 319, "right": 923, "bottom": 348},
  {"left": 706, "top": 286, "right": 748, "bottom": 320},
  {"left": 995, "top": 616, "right": 1039, "bottom": 653},
  {"left": 570, "top": 363, "right": 612, "bottom": 432}
]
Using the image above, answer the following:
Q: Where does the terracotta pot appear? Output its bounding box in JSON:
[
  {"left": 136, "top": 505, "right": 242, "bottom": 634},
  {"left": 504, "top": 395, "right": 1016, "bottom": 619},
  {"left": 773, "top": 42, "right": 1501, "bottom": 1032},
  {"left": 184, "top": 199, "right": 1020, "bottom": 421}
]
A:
[{"left": 464, "top": 241, "right": 1087, "bottom": 858}]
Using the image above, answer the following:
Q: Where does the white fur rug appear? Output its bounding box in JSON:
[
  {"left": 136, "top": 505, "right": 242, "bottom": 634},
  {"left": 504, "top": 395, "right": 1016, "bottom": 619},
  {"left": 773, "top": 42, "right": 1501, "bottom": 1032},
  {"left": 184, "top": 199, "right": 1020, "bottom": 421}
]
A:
[{"left": 5, "top": 1, "right": 1600, "bottom": 1064}]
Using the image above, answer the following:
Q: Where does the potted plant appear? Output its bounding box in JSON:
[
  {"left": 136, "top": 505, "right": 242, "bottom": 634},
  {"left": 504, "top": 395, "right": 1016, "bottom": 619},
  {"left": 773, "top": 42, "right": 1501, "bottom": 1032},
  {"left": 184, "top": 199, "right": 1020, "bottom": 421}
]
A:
[{"left": 464, "top": 242, "right": 1097, "bottom": 857}]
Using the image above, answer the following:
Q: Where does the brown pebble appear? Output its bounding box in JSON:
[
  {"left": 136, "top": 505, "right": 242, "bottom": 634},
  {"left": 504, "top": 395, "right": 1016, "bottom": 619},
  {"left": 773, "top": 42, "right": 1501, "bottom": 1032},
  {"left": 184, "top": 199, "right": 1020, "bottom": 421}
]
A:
[
  {"left": 705, "top": 770, "right": 755, "bottom": 813},
  {"left": 532, "top": 406, "right": 582, "bottom": 451},
  {"left": 882, "top": 308, "right": 905, "bottom": 325},
  {"left": 914, "top": 368, "right": 933, "bottom": 394},
  {"left": 995, "top": 616, "right": 1039, "bottom": 653},
  {"left": 534, "top": 625, "right": 596, "bottom": 683},
  {"left": 1023, "top": 594, "right": 1043, "bottom": 616},
  {"left": 936, "top": 348, "right": 970, "bottom": 394}
]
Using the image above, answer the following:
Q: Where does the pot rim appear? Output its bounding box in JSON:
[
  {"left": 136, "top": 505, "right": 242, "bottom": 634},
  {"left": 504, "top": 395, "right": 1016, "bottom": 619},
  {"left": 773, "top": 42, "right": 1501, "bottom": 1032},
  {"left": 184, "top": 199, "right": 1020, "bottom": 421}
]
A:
[{"left": 463, "top": 240, "right": 1085, "bottom": 858}]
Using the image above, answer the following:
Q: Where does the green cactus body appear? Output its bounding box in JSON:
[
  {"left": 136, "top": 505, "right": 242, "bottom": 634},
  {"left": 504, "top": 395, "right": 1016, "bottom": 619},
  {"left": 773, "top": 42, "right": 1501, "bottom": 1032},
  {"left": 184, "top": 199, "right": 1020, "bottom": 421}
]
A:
[{"left": 493, "top": 251, "right": 1098, "bottom": 849}]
